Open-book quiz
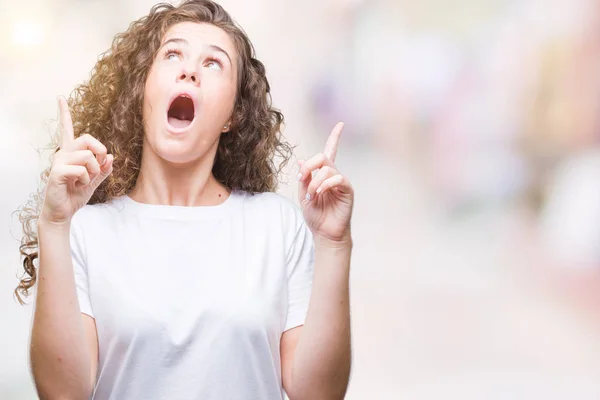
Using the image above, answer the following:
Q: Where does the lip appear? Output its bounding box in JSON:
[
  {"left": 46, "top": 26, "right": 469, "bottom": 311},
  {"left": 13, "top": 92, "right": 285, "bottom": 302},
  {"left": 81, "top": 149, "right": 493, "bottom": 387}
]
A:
[{"left": 165, "top": 90, "right": 198, "bottom": 135}]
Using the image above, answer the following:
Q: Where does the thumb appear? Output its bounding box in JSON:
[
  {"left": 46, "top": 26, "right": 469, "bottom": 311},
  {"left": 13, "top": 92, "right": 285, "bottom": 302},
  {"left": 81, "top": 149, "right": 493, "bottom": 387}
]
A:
[
  {"left": 91, "top": 154, "right": 114, "bottom": 189},
  {"left": 297, "top": 159, "right": 311, "bottom": 203}
]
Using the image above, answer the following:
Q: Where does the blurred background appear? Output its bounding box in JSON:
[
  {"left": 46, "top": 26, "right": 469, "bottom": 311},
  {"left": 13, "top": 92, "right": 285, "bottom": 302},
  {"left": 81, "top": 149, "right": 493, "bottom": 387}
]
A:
[{"left": 2, "top": 0, "right": 600, "bottom": 398}]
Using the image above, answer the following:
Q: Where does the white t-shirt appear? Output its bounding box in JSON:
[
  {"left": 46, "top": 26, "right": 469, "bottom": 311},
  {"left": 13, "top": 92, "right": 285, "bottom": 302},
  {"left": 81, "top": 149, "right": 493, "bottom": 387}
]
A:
[{"left": 70, "top": 190, "right": 315, "bottom": 400}]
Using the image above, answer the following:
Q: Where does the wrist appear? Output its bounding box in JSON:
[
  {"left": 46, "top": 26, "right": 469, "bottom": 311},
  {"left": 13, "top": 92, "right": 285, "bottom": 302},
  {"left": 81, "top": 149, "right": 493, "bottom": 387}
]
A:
[
  {"left": 314, "top": 233, "right": 353, "bottom": 251},
  {"left": 38, "top": 216, "right": 71, "bottom": 232}
]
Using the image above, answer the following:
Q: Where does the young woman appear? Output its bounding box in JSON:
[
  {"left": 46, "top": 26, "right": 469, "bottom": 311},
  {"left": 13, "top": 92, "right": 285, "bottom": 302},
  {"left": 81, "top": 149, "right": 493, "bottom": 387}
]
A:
[{"left": 15, "top": 1, "right": 353, "bottom": 399}]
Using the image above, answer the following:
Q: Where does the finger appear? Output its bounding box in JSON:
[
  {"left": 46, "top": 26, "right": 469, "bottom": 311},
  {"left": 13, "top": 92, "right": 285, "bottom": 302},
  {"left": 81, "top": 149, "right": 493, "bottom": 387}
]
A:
[
  {"left": 306, "top": 166, "right": 338, "bottom": 201},
  {"left": 323, "top": 122, "right": 344, "bottom": 163},
  {"left": 54, "top": 165, "right": 91, "bottom": 187},
  {"left": 297, "top": 153, "right": 332, "bottom": 183},
  {"left": 58, "top": 96, "right": 75, "bottom": 151},
  {"left": 314, "top": 173, "right": 349, "bottom": 197},
  {"left": 72, "top": 134, "right": 108, "bottom": 167},
  {"left": 58, "top": 150, "right": 101, "bottom": 180}
]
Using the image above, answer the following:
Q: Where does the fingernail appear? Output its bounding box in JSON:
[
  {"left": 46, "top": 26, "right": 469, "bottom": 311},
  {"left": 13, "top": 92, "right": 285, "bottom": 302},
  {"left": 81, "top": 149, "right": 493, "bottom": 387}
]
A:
[
  {"left": 306, "top": 193, "right": 311, "bottom": 201},
  {"left": 296, "top": 173, "right": 302, "bottom": 181},
  {"left": 316, "top": 187, "right": 322, "bottom": 195}
]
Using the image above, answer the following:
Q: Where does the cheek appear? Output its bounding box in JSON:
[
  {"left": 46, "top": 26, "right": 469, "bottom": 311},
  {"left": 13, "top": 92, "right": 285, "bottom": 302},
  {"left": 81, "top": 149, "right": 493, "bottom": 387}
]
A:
[
  {"left": 205, "top": 77, "right": 236, "bottom": 110},
  {"left": 142, "top": 73, "right": 166, "bottom": 136},
  {"left": 144, "top": 71, "right": 166, "bottom": 118}
]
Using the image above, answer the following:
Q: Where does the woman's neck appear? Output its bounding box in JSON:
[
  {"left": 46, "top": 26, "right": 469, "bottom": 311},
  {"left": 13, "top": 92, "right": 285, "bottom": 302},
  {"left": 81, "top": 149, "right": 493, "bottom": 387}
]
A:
[{"left": 129, "top": 144, "right": 230, "bottom": 207}]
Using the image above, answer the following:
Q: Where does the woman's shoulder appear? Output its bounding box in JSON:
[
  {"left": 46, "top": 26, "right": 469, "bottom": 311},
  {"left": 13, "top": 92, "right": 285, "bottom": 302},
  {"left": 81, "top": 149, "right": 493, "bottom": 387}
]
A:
[
  {"left": 237, "top": 190, "right": 304, "bottom": 226},
  {"left": 71, "top": 196, "right": 126, "bottom": 225},
  {"left": 239, "top": 190, "right": 300, "bottom": 213}
]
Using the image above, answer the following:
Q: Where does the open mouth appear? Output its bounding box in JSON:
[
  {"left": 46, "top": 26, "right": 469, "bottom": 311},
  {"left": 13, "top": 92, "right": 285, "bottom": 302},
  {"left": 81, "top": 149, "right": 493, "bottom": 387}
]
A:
[{"left": 167, "top": 95, "right": 195, "bottom": 130}]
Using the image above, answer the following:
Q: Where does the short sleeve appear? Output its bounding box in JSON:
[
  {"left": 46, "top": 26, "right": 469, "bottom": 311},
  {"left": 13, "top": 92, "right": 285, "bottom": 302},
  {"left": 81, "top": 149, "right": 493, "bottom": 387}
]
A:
[
  {"left": 283, "top": 218, "right": 315, "bottom": 332},
  {"left": 70, "top": 216, "right": 94, "bottom": 318}
]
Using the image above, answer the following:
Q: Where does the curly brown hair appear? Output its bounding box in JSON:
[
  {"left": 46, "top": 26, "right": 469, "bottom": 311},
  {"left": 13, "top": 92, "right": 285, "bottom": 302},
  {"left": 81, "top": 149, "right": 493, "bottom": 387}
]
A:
[{"left": 14, "top": 0, "right": 292, "bottom": 304}]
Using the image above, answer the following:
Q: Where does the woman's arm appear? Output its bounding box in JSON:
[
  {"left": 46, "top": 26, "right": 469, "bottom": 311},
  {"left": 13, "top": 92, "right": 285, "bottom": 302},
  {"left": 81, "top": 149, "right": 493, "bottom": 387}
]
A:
[
  {"left": 283, "top": 122, "right": 355, "bottom": 399},
  {"left": 31, "top": 219, "right": 98, "bottom": 399},
  {"left": 281, "top": 236, "right": 352, "bottom": 400}
]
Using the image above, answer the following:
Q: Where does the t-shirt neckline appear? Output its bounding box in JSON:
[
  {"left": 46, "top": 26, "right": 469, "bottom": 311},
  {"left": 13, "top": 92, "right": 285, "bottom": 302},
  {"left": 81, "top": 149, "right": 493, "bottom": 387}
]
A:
[{"left": 118, "top": 190, "right": 241, "bottom": 219}]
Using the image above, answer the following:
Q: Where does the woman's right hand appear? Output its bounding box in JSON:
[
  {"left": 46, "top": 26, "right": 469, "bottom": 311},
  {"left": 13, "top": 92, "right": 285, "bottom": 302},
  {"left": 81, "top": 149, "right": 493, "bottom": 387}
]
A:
[{"left": 40, "top": 96, "right": 114, "bottom": 225}]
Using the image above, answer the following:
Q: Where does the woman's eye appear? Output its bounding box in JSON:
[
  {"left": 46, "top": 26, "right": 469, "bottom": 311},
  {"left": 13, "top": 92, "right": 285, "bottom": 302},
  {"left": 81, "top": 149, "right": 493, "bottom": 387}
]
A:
[
  {"left": 165, "top": 49, "right": 181, "bottom": 61},
  {"left": 205, "top": 60, "right": 223, "bottom": 70}
]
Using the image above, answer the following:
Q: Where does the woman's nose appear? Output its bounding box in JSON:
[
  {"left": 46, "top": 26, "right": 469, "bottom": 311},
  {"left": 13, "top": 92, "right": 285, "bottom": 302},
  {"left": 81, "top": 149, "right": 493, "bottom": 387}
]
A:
[{"left": 177, "top": 65, "right": 199, "bottom": 85}]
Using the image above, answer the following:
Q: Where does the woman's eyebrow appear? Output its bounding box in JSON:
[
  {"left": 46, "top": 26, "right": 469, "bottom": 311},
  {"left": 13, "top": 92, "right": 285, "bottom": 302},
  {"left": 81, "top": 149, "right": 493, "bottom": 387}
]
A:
[
  {"left": 161, "top": 37, "right": 189, "bottom": 48},
  {"left": 206, "top": 44, "right": 232, "bottom": 66},
  {"left": 160, "top": 38, "right": 232, "bottom": 65}
]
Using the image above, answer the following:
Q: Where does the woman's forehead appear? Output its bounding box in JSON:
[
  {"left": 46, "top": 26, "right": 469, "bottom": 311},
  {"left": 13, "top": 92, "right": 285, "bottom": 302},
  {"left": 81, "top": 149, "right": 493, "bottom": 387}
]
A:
[{"left": 162, "top": 22, "right": 236, "bottom": 56}]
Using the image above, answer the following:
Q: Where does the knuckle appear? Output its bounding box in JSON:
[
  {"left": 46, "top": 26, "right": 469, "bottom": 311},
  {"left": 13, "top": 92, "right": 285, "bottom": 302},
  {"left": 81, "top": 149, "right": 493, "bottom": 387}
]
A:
[{"left": 88, "top": 134, "right": 102, "bottom": 146}]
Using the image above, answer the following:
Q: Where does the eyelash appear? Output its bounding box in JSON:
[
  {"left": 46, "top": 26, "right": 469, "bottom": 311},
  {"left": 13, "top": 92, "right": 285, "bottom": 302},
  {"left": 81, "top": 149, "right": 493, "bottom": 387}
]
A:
[
  {"left": 163, "top": 48, "right": 224, "bottom": 69},
  {"left": 163, "top": 48, "right": 183, "bottom": 60}
]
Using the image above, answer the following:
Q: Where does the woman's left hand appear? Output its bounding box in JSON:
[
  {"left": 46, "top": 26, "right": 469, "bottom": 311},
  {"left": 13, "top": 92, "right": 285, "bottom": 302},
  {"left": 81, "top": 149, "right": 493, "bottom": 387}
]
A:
[{"left": 297, "top": 122, "right": 354, "bottom": 245}]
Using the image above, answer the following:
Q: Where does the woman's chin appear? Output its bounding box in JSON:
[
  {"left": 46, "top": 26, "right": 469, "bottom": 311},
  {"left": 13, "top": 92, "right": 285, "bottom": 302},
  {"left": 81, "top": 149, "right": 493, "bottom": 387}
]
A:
[
  {"left": 160, "top": 154, "right": 200, "bottom": 166},
  {"left": 144, "top": 126, "right": 218, "bottom": 165},
  {"left": 153, "top": 139, "right": 199, "bottom": 165}
]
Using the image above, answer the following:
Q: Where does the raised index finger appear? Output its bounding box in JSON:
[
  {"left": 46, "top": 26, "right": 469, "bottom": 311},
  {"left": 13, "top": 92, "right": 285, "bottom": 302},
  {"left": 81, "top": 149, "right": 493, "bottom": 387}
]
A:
[
  {"left": 58, "top": 96, "right": 75, "bottom": 151},
  {"left": 324, "top": 122, "right": 344, "bottom": 162}
]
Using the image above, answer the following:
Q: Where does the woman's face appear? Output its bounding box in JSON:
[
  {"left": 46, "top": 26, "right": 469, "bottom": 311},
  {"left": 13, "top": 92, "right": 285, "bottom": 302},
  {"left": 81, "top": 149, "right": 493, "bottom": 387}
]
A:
[{"left": 143, "top": 22, "right": 238, "bottom": 164}]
